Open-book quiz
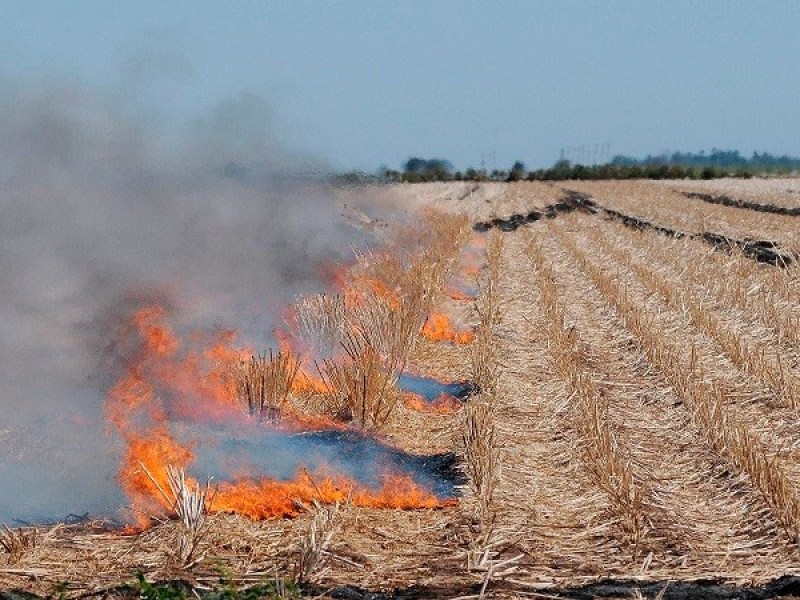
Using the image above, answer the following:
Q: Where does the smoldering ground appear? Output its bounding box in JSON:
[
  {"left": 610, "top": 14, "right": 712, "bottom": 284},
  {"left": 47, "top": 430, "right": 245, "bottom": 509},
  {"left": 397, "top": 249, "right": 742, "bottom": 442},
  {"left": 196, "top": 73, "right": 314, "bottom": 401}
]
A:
[{"left": 0, "top": 79, "right": 396, "bottom": 524}]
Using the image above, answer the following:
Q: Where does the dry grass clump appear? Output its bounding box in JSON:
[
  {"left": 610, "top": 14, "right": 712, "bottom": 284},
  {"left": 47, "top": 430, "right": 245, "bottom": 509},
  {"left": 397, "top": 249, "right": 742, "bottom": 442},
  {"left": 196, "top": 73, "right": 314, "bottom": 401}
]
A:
[
  {"left": 316, "top": 332, "right": 401, "bottom": 431},
  {"left": 142, "top": 465, "right": 214, "bottom": 568},
  {"left": 293, "top": 271, "right": 433, "bottom": 430},
  {"left": 291, "top": 210, "right": 472, "bottom": 429},
  {"left": 394, "top": 209, "right": 472, "bottom": 274},
  {"left": 296, "top": 211, "right": 471, "bottom": 363},
  {"left": 461, "top": 399, "right": 500, "bottom": 522},
  {"left": 295, "top": 293, "right": 349, "bottom": 355},
  {"left": 234, "top": 350, "right": 300, "bottom": 422},
  {"left": 0, "top": 525, "right": 37, "bottom": 564},
  {"left": 554, "top": 223, "right": 800, "bottom": 544},
  {"left": 360, "top": 209, "right": 471, "bottom": 305},
  {"left": 294, "top": 501, "right": 339, "bottom": 584},
  {"left": 351, "top": 280, "right": 432, "bottom": 367},
  {"left": 471, "top": 232, "right": 504, "bottom": 396}
]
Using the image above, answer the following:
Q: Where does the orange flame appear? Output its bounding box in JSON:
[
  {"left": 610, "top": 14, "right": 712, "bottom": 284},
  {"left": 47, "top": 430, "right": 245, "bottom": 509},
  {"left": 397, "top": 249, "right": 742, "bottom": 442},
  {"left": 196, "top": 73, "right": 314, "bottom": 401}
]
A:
[
  {"left": 341, "top": 272, "right": 401, "bottom": 309},
  {"left": 446, "top": 287, "right": 473, "bottom": 302},
  {"left": 402, "top": 393, "right": 462, "bottom": 414},
  {"left": 422, "top": 312, "right": 475, "bottom": 344},
  {"left": 213, "top": 470, "right": 451, "bottom": 519}
]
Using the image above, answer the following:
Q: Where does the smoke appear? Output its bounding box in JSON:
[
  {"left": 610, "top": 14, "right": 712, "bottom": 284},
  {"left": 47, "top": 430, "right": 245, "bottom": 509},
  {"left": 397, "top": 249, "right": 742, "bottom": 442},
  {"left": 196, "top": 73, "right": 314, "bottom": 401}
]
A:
[{"left": 0, "top": 77, "right": 390, "bottom": 524}]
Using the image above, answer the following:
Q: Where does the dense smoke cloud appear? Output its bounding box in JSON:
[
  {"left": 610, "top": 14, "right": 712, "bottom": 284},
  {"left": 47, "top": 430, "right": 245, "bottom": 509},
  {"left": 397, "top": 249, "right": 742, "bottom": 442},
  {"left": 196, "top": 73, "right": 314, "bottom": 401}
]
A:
[{"left": 0, "top": 78, "right": 385, "bottom": 524}]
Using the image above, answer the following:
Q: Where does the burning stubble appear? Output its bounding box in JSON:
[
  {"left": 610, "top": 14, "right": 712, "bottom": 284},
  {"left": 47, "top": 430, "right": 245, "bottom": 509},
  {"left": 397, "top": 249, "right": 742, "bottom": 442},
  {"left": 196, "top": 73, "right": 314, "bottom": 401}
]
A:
[{"left": 0, "top": 80, "right": 399, "bottom": 524}]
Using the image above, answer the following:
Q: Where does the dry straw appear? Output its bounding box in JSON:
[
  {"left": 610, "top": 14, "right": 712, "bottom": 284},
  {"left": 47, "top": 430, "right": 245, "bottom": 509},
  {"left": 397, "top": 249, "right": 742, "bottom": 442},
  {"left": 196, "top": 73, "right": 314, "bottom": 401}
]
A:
[
  {"left": 461, "top": 229, "right": 503, "bottom": 588},
  {"left": 461, "top": 398, "right": 500, "bottom": 522},
  {"left": 234, "top": 350, "right": 300, "bottom": 422},
  {"left": 0, "top": 526, "right": 37, "bottom": 565},
  {"left": 294, "top": 210, "right": 472, "bottom": 428},
  {"left": 587, "top": 225, "right": 799, "bottom": 410},
  {"left": 295, "top": 293, "right": 349, "bottom": 354},
  {"left": 622, "top": 223, "right": 800, "bottom": 347},
  {"left": 141, "top": 464, "right": 214, "bottom": 568},
  {"left": 294, "top": 501, "right": 339, "bottom": 584},
  {"left": 552, "top": 222, "right": 800, "bottom": 544},
  {"left": 471, "top": 231, "right": 504, "bottom": 396},
  {"left": 528, "top": 241, "right": 646, "bottom": 554},
  {"left": 316, "top": 331, "right": 400, "bottom": 431}
]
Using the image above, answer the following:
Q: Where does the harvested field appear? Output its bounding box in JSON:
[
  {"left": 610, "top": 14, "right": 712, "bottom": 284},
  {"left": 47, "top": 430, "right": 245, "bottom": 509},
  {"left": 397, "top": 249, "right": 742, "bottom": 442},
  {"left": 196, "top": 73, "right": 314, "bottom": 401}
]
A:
[{"left": 3, "top": 180, "right": 800, "bottom": 599}]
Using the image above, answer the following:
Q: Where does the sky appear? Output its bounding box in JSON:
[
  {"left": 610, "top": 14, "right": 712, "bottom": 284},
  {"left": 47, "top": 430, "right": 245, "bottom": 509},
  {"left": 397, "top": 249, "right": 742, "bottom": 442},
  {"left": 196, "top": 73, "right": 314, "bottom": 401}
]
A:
[{"left": 1, "top": 1, "right": 799, "bottom": 171}]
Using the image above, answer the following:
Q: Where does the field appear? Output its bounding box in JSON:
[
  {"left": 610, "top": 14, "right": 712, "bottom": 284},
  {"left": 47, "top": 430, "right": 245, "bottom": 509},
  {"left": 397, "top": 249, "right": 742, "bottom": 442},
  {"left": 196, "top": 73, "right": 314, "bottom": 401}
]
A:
[{"left": 2, "top": 179, "right": 800, "bottom": 599}]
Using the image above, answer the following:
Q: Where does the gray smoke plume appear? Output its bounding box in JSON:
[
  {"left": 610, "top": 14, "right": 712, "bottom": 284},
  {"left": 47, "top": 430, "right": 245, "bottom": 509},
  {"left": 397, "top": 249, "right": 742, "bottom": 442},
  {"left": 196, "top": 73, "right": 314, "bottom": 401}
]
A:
[{"left": 0, "top": 78, "right": 391, "bottom": 524}]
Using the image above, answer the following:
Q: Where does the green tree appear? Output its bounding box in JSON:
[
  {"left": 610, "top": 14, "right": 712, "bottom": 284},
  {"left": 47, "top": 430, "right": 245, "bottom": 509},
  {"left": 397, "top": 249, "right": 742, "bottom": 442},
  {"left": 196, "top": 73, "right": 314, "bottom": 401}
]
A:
[{"left": 507, "top": 160, "right": 527, "bottom": 181}]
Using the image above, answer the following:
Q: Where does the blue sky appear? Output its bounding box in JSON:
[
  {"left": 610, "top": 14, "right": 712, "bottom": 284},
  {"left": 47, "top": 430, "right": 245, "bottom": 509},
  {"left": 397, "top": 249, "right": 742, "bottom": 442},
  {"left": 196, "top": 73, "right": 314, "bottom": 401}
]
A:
[{"left": 1, "top": 1, "right": 798, "bottom": 170}]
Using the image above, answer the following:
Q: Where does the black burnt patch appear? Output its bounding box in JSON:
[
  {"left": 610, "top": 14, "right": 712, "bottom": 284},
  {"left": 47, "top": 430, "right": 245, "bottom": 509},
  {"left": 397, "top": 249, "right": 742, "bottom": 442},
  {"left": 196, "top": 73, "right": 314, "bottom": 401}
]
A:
[{"left": 682, "top": 191, "right": 800, "bottom": 217}]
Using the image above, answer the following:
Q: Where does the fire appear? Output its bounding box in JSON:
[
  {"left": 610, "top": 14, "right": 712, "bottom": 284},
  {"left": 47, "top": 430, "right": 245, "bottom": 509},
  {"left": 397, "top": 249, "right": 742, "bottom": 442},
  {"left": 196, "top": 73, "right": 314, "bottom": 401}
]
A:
[
  {"left": 275, "top": 327, "right": 328, "bottom": 396},
  {"left": 106, "top": 302, "right": 454, "bottom": 527},
  {"left": 212, "top": 470, "right": 449, "bottom": 520},
  {"left": 121, "top": 429, "right": 194, "bottom": 519},
  {"left": 355, "top": 274, "right": 401, "bottom": 309},
  {"left": 402, "top": 393, "right": 462, "bottom": 414},
  {"left": 446, "top": 286, "right": 473, "bottom": 302},
  {"left": 422, "top": 312, "right": 475, "bottom": 344}
]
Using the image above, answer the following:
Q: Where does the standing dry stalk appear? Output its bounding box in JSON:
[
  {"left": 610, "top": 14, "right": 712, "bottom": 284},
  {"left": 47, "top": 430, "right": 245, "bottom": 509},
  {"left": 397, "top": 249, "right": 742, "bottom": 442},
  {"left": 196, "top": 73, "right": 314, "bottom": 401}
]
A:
[
  {"left": 140, "top": 463, "right": 214, "bottom": 568},
  {"left": 471, "top": 233, "right": 503, "bottom": 397},
  {"left": 461, "top": 399, "right": 500, "bottom": 522},
  {"left": 295, "top": 293, "right": 349, "bottom": 353},
  {"left": 294, "top": 211, "right": 470, "bottom": 416},
  {"left": 460, "top": 396, "right": 503, "bottom": 600},
  {"left": 470, "top": 318, "right": 498, "bottom": 399},
  {"left": 486, "top": 230, "right": 504, "bottom": 285},
  {"left": 0, "top": 526, "right": 37, "bottom": 564},
  {"left": 462, "top": 230, "right": 503, "bottom": 535},
  {"left": 351, "top": 286, "right": 430, "bottom": 370},
  {"left": 316, "top": 331, "right": 400, "bottom": 430},
  {"left": 234, "top": 350, "right": 300, "bottom": 422},
  {"left": 294, "top": 501, "right": 339, "bottom": 584},
  {"left": 166, "top": 466, "right": 213, "bottom": 568}
]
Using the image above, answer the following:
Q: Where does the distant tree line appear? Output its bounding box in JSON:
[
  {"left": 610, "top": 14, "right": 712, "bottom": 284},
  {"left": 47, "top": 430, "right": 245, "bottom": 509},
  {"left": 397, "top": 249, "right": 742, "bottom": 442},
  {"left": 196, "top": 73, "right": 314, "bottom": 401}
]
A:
[
  {"left": 378, "top": 157, "right": 528, "bottom": 183},
  {"left": 611, "top": 149, "right": 800, "bottom": 170},
  {"left": 331, "top": 150, "right": 800, "bottom": 185},
  {"left": 527, "top": 160, "right": 752, "bottom": 181},
  {"left": 528, "top": 150, "right": 800, "bottom": 180}
]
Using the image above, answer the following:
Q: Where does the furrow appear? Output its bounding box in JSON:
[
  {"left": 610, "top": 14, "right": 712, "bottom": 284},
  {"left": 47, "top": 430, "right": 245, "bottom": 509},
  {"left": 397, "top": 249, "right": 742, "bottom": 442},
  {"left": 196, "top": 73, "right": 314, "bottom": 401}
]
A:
[{"left": 546, "top": 215, "right": 800, "bottom": 553}]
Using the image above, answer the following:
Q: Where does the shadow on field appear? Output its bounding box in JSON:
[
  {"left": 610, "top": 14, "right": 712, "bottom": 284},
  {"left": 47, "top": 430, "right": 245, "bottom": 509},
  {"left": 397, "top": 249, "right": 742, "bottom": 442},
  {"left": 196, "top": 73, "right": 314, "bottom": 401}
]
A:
[{"left": 7, "top": 575, "right": 800, "bottom": 600}]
